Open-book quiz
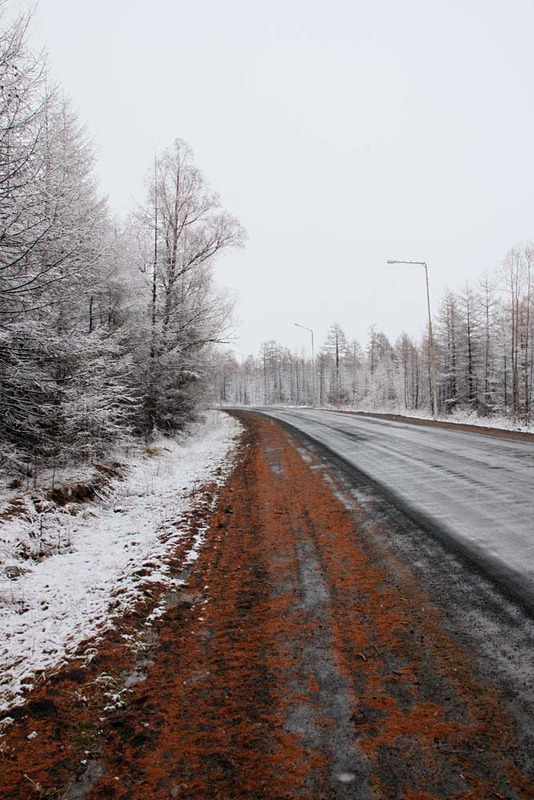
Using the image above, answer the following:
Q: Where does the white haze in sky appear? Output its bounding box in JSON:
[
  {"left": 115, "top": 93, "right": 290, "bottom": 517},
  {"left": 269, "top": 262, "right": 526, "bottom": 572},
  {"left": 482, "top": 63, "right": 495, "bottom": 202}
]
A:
[{"left": 31, "top": 0, "right": 534, "bottom": 357}]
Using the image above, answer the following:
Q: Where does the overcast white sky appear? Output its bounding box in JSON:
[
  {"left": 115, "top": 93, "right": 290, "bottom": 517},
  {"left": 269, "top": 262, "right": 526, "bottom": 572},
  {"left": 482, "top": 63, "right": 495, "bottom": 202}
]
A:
[{"left": 31, "top": 0, "right": 534, "bottom": 356}]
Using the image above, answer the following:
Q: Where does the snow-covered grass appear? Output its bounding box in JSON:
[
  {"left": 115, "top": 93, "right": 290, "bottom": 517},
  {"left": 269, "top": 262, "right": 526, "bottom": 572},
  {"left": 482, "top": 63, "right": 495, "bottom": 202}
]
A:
[
  {"left": 0, "top": 410, "right": 242, "bottom": 715},
  {"left": 365, "top": 406, "right": 534, "bottom": 433},
  {"left": 289, "top": 403, "right": 534, "bottom": 434}
]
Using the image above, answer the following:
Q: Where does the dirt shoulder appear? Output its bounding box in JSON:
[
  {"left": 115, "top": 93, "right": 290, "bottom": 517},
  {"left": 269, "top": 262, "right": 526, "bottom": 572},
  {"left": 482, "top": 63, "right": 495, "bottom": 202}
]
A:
[{"left": 1, "top": 411, "right": 532, "bottom": 799}]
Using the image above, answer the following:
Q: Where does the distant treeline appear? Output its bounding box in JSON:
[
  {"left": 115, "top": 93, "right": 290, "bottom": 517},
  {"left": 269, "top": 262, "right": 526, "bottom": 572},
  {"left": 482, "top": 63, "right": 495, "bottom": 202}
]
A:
[{"left": 214, "top": 246, "right": 534, "bottom": 426}]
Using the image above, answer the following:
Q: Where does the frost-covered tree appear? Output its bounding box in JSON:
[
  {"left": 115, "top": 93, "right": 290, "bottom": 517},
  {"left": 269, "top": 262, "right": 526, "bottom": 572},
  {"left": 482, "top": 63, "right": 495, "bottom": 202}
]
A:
[
  {"left": 395, "top": 333, "right": 420, "bottom": 410},
  {"left": 322, "top": 323, "right": 350, "bottom": 404},
  {"left": 500, "top": 244, "right": 534, "bottom": 423},
  {"left": 435, "top": 286, "right": 483, "bottom": 413},
  {"left": 477, "top": 272, "right": 500, "bottom": 414},
  {"left": 0, "top": 6, "right": 49, "bottom": 318},
  {"left": 136, "top": 139, "right": 245, "bottom": 433},
  {"left": 0, "top": 7, "right": 136, "bottom": 475},
  {"left": 345, "top": 338, "right": 364, "bottom": 405}
]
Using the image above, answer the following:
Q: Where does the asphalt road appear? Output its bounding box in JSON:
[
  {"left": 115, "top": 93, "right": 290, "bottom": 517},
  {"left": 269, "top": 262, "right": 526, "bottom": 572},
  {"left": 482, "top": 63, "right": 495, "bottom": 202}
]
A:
[{"left": 256, "top": 408, "right": 534, "bottom": 613}]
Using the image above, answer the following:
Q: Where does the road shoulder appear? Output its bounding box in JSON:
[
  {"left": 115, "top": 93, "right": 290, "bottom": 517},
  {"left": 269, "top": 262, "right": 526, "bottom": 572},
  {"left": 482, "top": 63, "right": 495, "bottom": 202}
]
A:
[{"left": 1, "top": 410, "right": 532, "bottom": 799}]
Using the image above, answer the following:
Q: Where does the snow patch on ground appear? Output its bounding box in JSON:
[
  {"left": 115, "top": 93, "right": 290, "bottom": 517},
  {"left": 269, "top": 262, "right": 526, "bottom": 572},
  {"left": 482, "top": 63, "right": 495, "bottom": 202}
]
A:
[
  {"left": 286, "top": 403, "right": 534, "bottom": 434},
  {"left": 0, "top": 411, "right": 242, "bottom": 714}
]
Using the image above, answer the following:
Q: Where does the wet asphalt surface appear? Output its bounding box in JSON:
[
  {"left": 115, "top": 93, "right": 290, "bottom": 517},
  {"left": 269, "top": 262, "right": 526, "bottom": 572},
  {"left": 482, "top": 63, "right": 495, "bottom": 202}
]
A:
[{"left": 257, "top": 409, "right": 534, "bottom": 613}]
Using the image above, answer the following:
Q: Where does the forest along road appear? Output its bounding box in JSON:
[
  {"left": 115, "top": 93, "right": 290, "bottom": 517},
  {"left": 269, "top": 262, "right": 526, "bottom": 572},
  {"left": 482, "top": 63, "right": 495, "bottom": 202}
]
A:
[
  {"left": 258, "top": 407, "right": 534, "bottom": 613},
  {"left": 1, "top": 410, "right": 534, "bottom": 800}
]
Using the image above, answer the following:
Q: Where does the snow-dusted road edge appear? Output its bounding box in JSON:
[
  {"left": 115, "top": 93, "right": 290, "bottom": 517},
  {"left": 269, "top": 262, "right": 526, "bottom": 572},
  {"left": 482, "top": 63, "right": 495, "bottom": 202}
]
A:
[{"left": 0, "top": 411, "right": 242, "bottom": 715}]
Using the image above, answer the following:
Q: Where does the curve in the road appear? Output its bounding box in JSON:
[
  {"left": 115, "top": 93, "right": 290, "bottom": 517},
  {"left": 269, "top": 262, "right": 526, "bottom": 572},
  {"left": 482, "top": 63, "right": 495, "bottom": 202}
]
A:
[{"left": 254, "top": 408, "right": 534, "bottom": 615}]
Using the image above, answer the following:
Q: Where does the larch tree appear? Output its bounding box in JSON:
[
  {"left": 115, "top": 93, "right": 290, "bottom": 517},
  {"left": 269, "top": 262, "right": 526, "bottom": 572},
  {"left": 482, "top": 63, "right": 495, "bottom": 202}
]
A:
[
  {"left": 0, "top": 5, "right": 136, "bottom": 475},
  {"left": 323, "top": 322, "right": 349, "bottom": 404},
  {"left": 395, "top": 333, "right": 420, "bottom": 410},
  {"left": 501, "top": 244, "right": 534, "bottom": 423}
]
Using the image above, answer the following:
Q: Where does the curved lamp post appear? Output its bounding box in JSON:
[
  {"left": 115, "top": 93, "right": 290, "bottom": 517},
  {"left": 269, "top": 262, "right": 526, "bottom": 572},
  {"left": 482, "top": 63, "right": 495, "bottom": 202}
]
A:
[
  {"left": 295, "top": 323, "right": 316, "bottom": 407},
  {"left": 387, "top": 260, "right": 439, "bottom": 419}
]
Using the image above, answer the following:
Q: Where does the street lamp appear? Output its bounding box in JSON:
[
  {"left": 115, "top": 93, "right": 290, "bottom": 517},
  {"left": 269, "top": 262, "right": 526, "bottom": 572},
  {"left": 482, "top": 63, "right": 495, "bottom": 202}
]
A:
[
  {"left": 294, "top": 323, "right": 316, "bottom": 407},
  {"left": 387, "top": 259, "right": 439, "bottom": 419}
]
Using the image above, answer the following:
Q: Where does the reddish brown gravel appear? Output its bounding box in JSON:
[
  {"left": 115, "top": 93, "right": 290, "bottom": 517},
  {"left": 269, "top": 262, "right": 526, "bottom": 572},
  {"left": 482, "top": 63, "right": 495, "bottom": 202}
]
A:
[{"left": 0, "top": 411, "right": 532, "bottom": 800}]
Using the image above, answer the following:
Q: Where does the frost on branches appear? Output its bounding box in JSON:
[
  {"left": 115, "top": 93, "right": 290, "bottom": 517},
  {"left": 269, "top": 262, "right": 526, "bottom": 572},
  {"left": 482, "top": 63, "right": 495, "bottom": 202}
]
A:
[{"left": 0, "top": 6, "right": 245, "bottom": 485}]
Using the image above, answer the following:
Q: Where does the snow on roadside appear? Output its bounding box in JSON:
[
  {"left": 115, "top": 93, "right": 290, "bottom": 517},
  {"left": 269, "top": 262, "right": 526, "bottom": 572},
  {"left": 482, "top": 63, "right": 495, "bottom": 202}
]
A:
[
  {"left": 307, "top": 403, "right": 534, "bottom": 434},
  {"left": 0, "top": 411, "right": 242, "bottom": 715}
]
